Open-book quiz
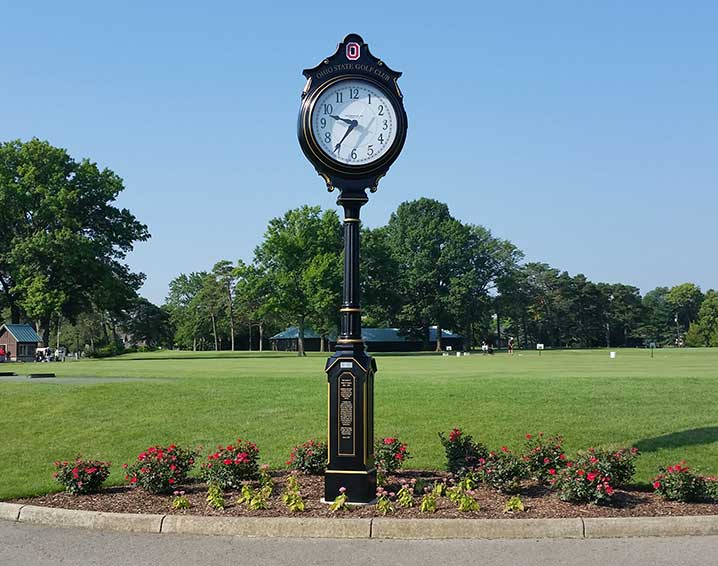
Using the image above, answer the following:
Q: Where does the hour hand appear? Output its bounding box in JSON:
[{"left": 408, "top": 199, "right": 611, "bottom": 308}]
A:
[{"left": 330, "top": 114, "right": 354, "bottom": 126}]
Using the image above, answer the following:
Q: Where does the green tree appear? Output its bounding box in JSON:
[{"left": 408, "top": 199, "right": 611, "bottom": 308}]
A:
[
  {"left": 165, "top": 272, "right": 207, "bottom": 350},
  {"left": 124, "top": 297, "right": 173, "bottom": 348},
  {"left": 254, "top": 206, "right": 342, "bottom": 356},
  {"left": 685, "top": 290, "right": 718, "bottom": 347},
  {"left": 384, "top": 198, "right": 455, "bottom": 347},
  {"left": 0, "top": 139, "right": 149, "bottom": 344},
  {"left": 666, "top": 283, "right": 704, "bottom": 337},
  {"left": 360, "top": 226, "right": 402, "bottom": 327},
  {"left": 212, "top": 260, "right": 238, "bottom": 351},
  {"left": 640, "top": 287, "right": 674, "bottom": 344}
]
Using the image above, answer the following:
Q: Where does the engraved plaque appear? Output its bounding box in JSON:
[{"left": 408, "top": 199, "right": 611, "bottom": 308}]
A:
[{"left": 338, "top": 374, "right": 354, "bottom": 455}]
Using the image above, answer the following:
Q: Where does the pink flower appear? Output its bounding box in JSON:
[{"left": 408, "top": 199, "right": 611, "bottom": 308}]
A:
[
  {"left": 339, "top": 487, "right": 346, "bottom": 494},
  {"left": 384, "top": 438, "right": 395, "bottom": 445},
  {"left": 543, "top": 457, "right": 550, "bottom": 464}
]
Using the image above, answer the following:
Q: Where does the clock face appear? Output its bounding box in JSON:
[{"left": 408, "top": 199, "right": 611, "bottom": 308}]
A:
[{"left": 310, "top": 79, "right": 398, "bottom": 166}]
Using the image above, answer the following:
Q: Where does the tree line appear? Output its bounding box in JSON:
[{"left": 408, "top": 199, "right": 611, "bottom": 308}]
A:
[
  {"left": 2, "top": 139, "right": 716, "bottom": 356},
  {"left": 164, "top": 200, "right": 718, "bottom": 355}
]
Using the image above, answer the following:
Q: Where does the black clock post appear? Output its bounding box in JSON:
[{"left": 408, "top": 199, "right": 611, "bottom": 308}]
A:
[{"left": 298, "top": 34, "right": 407, "bottom": 504}]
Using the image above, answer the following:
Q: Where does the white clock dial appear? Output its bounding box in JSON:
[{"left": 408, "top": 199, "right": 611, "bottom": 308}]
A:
[{"left": 311, "top": 79, "right": 397, "bottom": 166}]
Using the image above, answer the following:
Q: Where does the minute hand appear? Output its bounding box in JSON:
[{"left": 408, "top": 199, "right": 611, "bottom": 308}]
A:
[{"left": 333, "top": 120, "right": 358, "bottom": 154}]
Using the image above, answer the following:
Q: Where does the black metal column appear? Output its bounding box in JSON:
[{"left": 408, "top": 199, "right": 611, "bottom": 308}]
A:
[{"left": 324, "top": 189, "right": 376, "bottom": 503}]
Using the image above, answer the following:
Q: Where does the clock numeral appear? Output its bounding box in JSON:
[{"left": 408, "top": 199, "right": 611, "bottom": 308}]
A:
[
  {"left": 378, "top": 105, "right": 384, "bottom": 116},
  {"left": 324, "top": 132, "right": 331, "bottom": 143},
  {"left": 378, "top": 134, "right": 385, "bottom": 144},
  {"left": 367, "top": 93, "right": 371, "bottom": 104},
  {"left": 336, "top": 91, "right": 343, "bottom": 103},
  {"left": 367, "top": 145, "right": 374, "bottom": 156},
  {"left": 322, "top": 103, "right": 333, "bottom": 115},
  {"left": 350, "top": 149, "right": 357, "bottom": 160},
  {"left": 349, "top": 88, "right": 359, "bottom": 99},
  {"left": 320, "top": 117, "right": 326, "bottom": 129},
  {"left": 383, "top": 120, "right": 388, "bottom": 130}
]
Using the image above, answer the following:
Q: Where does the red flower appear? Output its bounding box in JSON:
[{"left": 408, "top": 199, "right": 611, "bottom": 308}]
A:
[
  {"left": 559, "top": 453, "right": 566, "bottom": 460},
  {"left": 168, "top": 478, "right": 175, "bottom": 484},
  {"left": 587, "top": 472, "right": 596, "bottom": 482},
  {"left": 223, "top": 459, "right": 232, "bottom": 465},
  {"left": 548, "top": 468, "right": 556, "bottom": 475},
  {"left": 448, "top": 428, "right": 462, "bottom": 442},
  {"left": 605, "top": 485, "right": 614, "bottom": 495},
  {"left": 525, "top": 434, "right": 532, "bottom": 440},
  {"left": 501, "top": 446, "right": 509, "bottom": 452},
  {"left": 543, "top": 457, "right": 550, "bottom": 464},
  {"left": 577, "top": 469, "right": 585, "bottom": 476},
  {"left": 394, "top": 453, "right": 403, "bottom": 460},
  {"left": 384, "top": 437, "right": 395, "bottom": 445},
  {"left": 130, "top": 476, "right": 138, "bottom": 484},
  {"left": 653, "top": 481, "right": 661, "bottom": 489}
]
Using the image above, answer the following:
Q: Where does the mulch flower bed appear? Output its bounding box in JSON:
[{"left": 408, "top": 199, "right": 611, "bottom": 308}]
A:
[{"left": 10, "top": 470, "right": 718, "bottom": 519}]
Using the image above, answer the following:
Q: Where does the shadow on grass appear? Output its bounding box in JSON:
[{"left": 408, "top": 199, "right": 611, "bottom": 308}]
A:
[{"left": 635, "top": 427, "right": 718, "bottom": 453}]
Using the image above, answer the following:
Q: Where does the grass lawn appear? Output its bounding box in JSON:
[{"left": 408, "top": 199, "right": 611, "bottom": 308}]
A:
[{"left": 1, "top": 348, "right": 716, "bottom": 499}]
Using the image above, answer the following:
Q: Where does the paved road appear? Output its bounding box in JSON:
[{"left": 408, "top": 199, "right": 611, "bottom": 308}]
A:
[{"left": 1, "top": 521, "right": 718, "bottom": 566}]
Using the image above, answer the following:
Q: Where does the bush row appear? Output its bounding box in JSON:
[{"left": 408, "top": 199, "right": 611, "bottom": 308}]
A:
[{"left": 52, "top": 430, "right": 718, "bottom": 505}]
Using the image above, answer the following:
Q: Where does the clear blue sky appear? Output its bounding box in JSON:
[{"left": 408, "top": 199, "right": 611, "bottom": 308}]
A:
[{"left": 2, "top": 1, "right": 716, "bottom": 304}]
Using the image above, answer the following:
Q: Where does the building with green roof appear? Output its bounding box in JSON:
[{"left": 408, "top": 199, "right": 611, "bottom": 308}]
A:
[
  {"left": 270, "top": 326, "right": 462, "bottom": 352},
  {"left": 0, "top": 324, "right": 43, "bottom": 362}
]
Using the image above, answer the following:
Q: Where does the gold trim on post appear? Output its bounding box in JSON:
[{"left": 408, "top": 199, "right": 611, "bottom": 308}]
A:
[
  {"left": 343, "top": 218, "right": 360, "bottom": 223},
  {"left": 340, "top": 307, "right": 361, "bottom": 313},
  {"left": 337, "top": 338, "right": 363, "bottom": 343},
  {"left": 363, "top": 381, "right": 367, "bottom": 465},
  {"left": 327, "top": 382, "right": 331, "bottom": 466}
]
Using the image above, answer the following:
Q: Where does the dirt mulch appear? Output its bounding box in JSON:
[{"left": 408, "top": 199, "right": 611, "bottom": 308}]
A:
[{"left": 10, "top": 471, "right": 718, "bottom": 519}]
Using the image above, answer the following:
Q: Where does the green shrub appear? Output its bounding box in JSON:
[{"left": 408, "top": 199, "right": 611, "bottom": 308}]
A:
[
  {"left": 53, "top": 458, "right": 111, "bottom": 495},
  {"left": 522, "top": 432, "right": 567, "bottom": 484},
  {"left": 200, "top": 438, "right": 260, "bottom": 489},
  {"left": 375, "top": 436, "right": 410, "bottom": 483},
  {"left": 438, "top": 428, "right": 487, "bottom": 475},
  {"left": 124, "top": 444, "right": 196, "bottom": 494},
  {"left": 652, "top": 462, "right": 711, "bottom": 502},
  {"left": 477, "top": 447, "right": 529, "bottom": 494},
  {"left": 286, "top": 440, "right": 326, "bottom": 475}
]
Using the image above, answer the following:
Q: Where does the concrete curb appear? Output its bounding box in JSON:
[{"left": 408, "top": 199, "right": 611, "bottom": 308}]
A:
[
  {"left": 372, "top": 517, "right": 584, "bottom": 539},
  {"left": 162, "top": 515, "right": 371, "bottom": 538},
  {"left": 18, "top": 504, "right": 164, "bottom": 534},
  {"left": 584, "top": 516, "right": 718, "bottom": 538},
  {"left": 2, "top": 502, "right": 718, "bottom": 539}
]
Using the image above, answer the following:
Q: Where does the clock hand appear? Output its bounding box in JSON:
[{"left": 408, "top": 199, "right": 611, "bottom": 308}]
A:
[
  {"left": 333, "top": 120, "right": 358, "bottom": 153},
  {"left": 329, "top": 114, "right": 354, "bottom": 126}
]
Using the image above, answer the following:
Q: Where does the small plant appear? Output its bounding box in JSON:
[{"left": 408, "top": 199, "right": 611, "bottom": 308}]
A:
[
  {"left": 249, "top": 485, "right": 272, "bottom": 510},
  {"left": 438, "top": 428, "right": 488, "bottom": 475},
  {"left": 456, "top": 490, "right": 480, "bottom": 512},
  {"left": 201, "top": 438, "right": 260, "bottom": 489},
  {"left": 652, "top": 462, "right": 711, "bottom": 502},
  {"left": 236, "top": 484, "right": 254, "bottom": 506},
  {"left": 503, "top": 495, "right": 525, "bottom": 513},
  {"left": 124, "top": 444, "right": 196, "bottom": 494},
  {"left": 522, "top": 433, "right": 567, "bottom": 484},
  {"left": 396, "top": 482, "right": 414, "bottom": 508},
  {"left": 375, "top": 487, "right": 395, "bottom": 515},
  {"left": 206, "top": 483, "right": 225, "bottom": 510},
  {"left": 258, "top": 464, "right": 274, "bottom": 493},
  {"left": 375, "top": 437, "right": 410, "bottom": 484},
  {"left": 282, "top": 473, "right": 305, "bottom": 512},
  {"left": 477, "top": 448, "right": 529, "bottom": 494},
  {"left": 329, "top": 486, "right": 349, "bottom": 512},
  {"left": 432, "top": 481, "right": 447, "bottom": 497},
  {"left": 171, "top": 490, "right": 190, "bottom": 510},
  {"left": 446, "top": 485, "right": 463, "bottom": 504},
  {"left": 286, "top": 440, "right": 327, "bottom": 475},
  {"left": 457, "top": 473, "right": 478, "bottom": 491},
  {"left": 419, "top": 489, "right": 437, "bottom": 513},
  {"left": 53, "top": 458, "right": 111, "bottom": 495}
]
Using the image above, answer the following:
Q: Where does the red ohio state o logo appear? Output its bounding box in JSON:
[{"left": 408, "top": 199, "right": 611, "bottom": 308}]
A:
[{"left": 346, "top": 42, "right": 360, "bottom": 60}]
